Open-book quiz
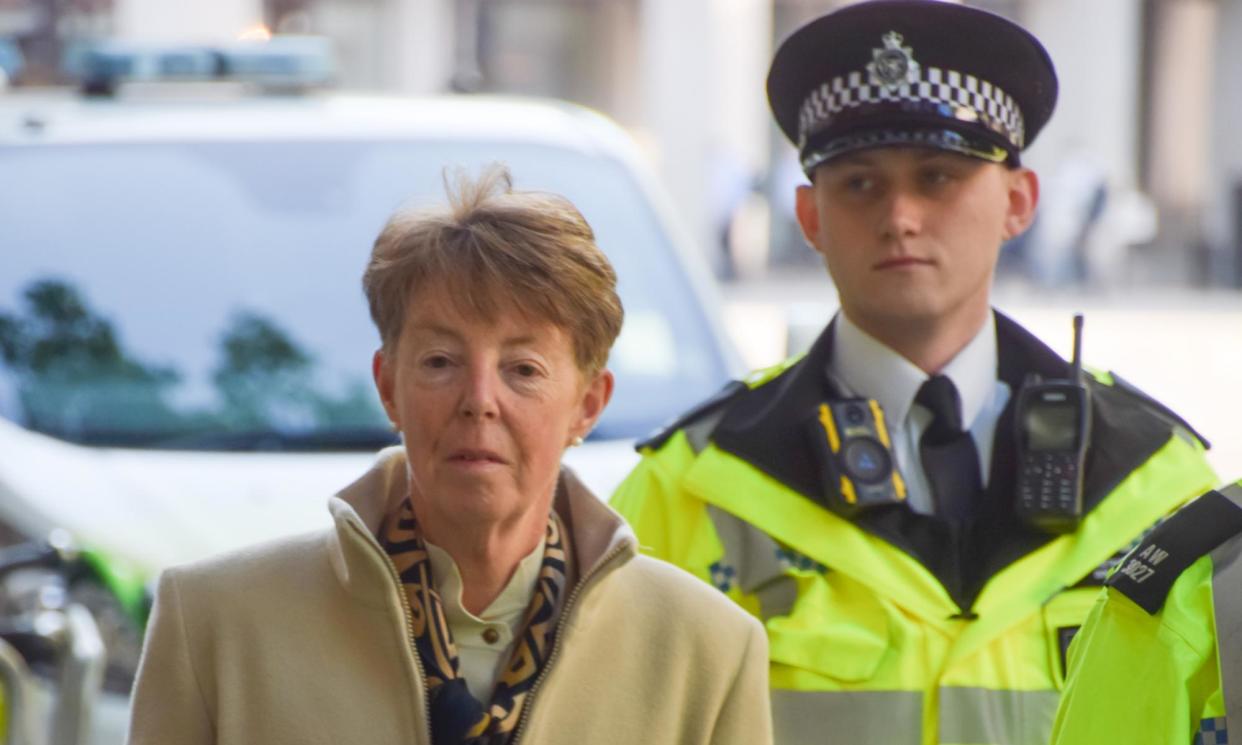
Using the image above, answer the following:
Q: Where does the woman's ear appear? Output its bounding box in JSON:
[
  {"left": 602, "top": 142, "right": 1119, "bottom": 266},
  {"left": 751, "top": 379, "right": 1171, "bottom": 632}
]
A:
[
  {"left": 372, "top": 349, "right": 399, "bottom": 426},
  {"left": 571, "top": 368, "right": 614, "bottom": 445}
]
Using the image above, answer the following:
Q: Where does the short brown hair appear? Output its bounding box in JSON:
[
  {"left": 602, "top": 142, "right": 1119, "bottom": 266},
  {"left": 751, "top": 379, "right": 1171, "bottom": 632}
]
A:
[{"left": 363, "top": 164, "right": 623, "bottom": 374}]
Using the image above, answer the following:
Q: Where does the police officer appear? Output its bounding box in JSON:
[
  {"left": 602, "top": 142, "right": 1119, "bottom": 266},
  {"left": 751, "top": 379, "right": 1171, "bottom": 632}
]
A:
[
  {"left": 611, "top": 2, "right": 1219, "bottom": 743},
  {"left": 1050, "top": 480, "right": 1242, "bottom": 745}
]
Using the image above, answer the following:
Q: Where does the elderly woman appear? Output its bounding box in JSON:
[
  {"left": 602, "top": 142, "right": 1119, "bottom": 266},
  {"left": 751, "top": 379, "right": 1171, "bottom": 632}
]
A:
[{"left": 127, "top": 165, "right": 771, "bottom": 745}]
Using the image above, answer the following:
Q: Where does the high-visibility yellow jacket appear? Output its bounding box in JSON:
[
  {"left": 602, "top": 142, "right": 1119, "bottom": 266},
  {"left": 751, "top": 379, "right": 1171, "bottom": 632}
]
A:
[
  {"left": 612, "top": 314, "right": 1218, "bottom": 745},
  {"left": 1050, "top": 481, "right": 1242, "bottom": 745}
]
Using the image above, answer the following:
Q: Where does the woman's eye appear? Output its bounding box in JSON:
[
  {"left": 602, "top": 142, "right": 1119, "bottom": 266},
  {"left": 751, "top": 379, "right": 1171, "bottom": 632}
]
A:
[{"left": 513, "top": 363, "right": 539, "bottom": 378}]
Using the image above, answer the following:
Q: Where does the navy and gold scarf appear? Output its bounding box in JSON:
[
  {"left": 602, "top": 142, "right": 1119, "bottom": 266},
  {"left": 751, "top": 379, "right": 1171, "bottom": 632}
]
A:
[{"left": 380, "top": 498, "right": 570, "bottom": 745}]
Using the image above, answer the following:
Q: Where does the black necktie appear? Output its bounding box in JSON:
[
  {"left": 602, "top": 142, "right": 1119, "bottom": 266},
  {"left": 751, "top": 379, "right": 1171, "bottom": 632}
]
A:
[{"left": 915, "top": 375, "right": 983, "bottom": 522}]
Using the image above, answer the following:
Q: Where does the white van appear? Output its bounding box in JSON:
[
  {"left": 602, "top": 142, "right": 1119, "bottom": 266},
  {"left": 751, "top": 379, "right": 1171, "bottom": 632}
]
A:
[{"left": 0, "top": 42, "right": 738, "bottom": 742}]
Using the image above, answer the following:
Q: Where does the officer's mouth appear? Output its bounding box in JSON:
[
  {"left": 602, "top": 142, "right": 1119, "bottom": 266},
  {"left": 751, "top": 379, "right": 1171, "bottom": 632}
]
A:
[{"left": 873, "top": 256, "right": 934, "bottom": 271}]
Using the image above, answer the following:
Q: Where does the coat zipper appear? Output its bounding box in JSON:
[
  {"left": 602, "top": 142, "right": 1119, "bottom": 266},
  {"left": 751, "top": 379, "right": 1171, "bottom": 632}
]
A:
[
  {"left": 347, "top": 513, "right": 633, "bottom": 745},
  {"left": 508, "top": 541, "right": 631, "bottom": 744},
  {"left": 344, "top": 517, "right": 434, "bottom": 745}
]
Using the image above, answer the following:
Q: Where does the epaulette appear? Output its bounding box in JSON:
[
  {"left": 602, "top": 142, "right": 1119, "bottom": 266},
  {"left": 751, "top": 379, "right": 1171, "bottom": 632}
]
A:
[
  {"left": 635, "top": 380, "right": 748, "bottom": 453},
  {"left": 1108, "top": 484, "right": 1242, "bottom": 614},
  {"left": 1106, "top": 372, "right": 1211, "bottom": 450}
]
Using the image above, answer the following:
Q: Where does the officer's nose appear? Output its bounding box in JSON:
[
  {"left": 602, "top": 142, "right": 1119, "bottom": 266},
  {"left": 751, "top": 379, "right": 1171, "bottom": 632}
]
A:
[{"left": 878, "top": 187, "right": 925, "bottom": 240}]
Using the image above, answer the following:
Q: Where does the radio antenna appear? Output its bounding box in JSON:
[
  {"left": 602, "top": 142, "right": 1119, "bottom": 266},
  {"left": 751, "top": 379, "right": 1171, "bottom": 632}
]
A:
[{"left": 1071, "top": 314, "right": 1084, "bottom": 384}]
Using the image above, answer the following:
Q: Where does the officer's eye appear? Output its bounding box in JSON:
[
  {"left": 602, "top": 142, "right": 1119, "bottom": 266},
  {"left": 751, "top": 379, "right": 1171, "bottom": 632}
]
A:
[
  {"left": 842, "top": 174, "right": 875, "bottom": 193},
  {"left": 423, "top": 354, "right": 452, "bottom": 369},
  {"left": 919, "top": 168, "right": 953, "bottom": 187}
]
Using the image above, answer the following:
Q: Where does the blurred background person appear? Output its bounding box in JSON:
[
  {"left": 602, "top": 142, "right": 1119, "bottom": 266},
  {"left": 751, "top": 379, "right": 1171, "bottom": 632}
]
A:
[{"left": 1023, "top": 144, "right": 1109, "bottom": 288}]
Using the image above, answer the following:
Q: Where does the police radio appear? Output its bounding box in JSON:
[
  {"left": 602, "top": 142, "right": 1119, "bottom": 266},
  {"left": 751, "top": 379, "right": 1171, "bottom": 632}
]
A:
[
  {"left": 807, "top": 399, "right": 907, "bottom": 517},
  {"left": 1014, "top": 314, "right": 1091, "bottom": 534}
]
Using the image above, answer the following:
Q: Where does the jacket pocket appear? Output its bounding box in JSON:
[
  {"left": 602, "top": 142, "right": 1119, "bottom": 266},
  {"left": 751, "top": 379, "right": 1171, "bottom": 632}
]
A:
[
  {"left": 766, "top": 572, "right": 891, "bottom": 683},
  {"left": 1041, "top": 587, "right": 1100, "bottom": 687},
  {"left": 706, "top": 504, "right": 891, "bottom": 683}
]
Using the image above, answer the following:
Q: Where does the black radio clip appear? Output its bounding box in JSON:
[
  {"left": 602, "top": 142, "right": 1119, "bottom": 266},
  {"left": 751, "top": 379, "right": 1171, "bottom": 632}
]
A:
[
  {"left": 1014, "top": 314, "right": 1092, "bottom": 534},
  {"left": 807, "top": 398, "right": 907, "bottom": 517}
]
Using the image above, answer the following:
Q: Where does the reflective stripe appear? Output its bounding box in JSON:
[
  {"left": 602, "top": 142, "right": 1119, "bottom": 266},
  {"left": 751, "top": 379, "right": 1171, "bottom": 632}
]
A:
[
  {"left": 771, "top": 688, "right": 923, "bottom": 745},
  {"left": 754, "top": 571, "right": 800, "bottom": 620},
  {"left": 937, "top": 687, "right": 1061, "bottom": 745},
  {"left": 705, "top": 505, "right": 817, "bottom": 618},
  {"left": 1211, "top": 485, "right": 1242, "bottom": 744}
]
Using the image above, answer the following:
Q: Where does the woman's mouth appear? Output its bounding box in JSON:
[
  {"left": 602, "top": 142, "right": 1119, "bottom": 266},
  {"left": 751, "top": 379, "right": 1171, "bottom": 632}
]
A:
[{"left": 447, "top": 448, "right": 508, "bottom": 466}]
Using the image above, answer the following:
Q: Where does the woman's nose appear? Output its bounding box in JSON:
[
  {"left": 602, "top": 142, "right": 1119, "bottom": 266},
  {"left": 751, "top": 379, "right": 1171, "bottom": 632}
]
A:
[{"left": 458, "top": 367, "right": 500, "bottom": 419}]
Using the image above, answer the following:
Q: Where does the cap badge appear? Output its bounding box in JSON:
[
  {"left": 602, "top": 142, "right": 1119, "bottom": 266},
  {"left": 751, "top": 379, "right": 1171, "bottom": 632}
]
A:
[{"left": 869, "top": 31, "right": 919, "bottom": 90}]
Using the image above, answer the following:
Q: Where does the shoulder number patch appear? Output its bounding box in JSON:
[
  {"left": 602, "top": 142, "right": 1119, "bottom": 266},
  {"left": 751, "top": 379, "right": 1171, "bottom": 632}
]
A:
[{"left": 1108, "top": 486, "right": 1242, "bottom": 614}]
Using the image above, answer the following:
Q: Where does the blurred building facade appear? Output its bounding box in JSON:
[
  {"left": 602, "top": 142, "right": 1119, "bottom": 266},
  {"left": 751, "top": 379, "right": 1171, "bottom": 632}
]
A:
[{"left": 5, "top": 0, "right": 1241, "bottom": 288}]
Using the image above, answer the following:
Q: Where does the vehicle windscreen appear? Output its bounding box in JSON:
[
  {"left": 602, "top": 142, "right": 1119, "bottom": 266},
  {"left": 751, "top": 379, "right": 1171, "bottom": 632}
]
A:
[{"left": 0, "top": 139, "right": 729, "bottom": 449}]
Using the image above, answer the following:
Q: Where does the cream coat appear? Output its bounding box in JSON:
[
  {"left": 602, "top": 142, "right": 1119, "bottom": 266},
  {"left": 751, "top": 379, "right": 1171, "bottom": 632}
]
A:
[{"left": 127, "top": 448, "right": 772, "bottom": 745}]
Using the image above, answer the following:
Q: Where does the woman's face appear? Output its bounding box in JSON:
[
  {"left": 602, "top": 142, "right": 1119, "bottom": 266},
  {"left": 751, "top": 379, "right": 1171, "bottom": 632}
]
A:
[{"left": 373, "top": 288, "right": 613, "bottom": 533}]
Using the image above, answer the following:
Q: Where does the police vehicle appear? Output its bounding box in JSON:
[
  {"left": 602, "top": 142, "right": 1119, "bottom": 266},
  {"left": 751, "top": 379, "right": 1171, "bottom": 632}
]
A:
[{"left": 0, "top": 38, "right": 738, "bottom": 743}]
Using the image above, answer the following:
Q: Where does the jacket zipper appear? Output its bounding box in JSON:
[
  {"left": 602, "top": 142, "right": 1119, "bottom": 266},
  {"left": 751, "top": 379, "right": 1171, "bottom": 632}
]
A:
[
  {"left": 344, "top": 518, "right": 434, "bottom": 745},
  {"left": 508, "top": 541, "right": 631, "bottom": 744}
]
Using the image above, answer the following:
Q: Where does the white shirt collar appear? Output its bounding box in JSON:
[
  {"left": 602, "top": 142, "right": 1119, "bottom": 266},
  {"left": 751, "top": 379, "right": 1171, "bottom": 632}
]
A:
[
  {"left": 938, "top": 314, "right": 999, "bottom": 431},
  {"left": 831, "top": 311, "right": 998, "bottom": 430},
  {"left": 425, "top": 534, "right": 547, "bottom": 626}
]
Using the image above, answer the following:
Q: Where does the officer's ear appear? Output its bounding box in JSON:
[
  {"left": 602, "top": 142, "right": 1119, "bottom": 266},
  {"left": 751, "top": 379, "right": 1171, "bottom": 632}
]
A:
[
  {"left": 795, "top": 183, "right": 823, "bottom": 250},
  {"left": 1002, "top": 167, "right": 1040, "bottom": 241}
]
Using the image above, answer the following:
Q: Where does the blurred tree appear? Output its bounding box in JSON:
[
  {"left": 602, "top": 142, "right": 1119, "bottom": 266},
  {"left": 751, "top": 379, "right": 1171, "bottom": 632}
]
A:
[
  {"left": 0, "top": 278, "right": 184, "bottom": 442},
  {"left": 210, "top": 311, "right": 386, "bottom": 434},
  {"left": 212, "top": 311, "right": 315, "bottom": 430},
  {"left": 0, "top": 281, "right": 387, "bottom": 447}
]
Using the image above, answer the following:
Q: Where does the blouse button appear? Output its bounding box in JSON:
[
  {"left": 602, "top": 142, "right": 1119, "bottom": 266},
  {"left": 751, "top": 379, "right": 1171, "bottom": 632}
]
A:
[{"left": 482, "top": 628, "right": 501, "bottom": 645}]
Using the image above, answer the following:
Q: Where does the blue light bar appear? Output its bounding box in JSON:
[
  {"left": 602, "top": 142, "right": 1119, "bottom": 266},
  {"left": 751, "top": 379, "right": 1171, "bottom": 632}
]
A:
[{"left": 76, "top": 36, "right": 335, "bottom": 94}]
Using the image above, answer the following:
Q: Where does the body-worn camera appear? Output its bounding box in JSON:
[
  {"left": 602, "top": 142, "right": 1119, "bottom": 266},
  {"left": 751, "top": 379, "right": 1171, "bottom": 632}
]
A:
[{"left": 807, "top": 398, "right": 907, "bottom": 517}]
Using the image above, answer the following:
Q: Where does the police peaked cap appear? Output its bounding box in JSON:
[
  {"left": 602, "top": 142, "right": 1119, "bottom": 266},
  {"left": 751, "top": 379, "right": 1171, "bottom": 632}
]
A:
[{"left": 767, "top": 0, "right": 1058, "bottom": 173}]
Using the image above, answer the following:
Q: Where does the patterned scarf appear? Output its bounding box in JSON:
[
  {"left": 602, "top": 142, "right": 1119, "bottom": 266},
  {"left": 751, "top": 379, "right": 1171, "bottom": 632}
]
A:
[{"left": 379, "top": 498, "right": 570, "bottom": 745}]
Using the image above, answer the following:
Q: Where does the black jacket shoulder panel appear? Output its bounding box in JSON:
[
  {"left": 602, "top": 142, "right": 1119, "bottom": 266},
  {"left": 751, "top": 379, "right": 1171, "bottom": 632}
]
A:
[
  {"left": 635, "top": 380, "right": 749, "bottom": 452},
  {"left": 1108, "top": 486, "right": 1242, "bottom": 614},
  {"left": 1106, "top": 371, "right": 1211, "bottom": 450}
]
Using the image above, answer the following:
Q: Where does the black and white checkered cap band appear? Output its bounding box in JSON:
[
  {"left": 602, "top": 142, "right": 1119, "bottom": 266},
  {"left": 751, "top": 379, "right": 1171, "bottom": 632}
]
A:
[
  {"left": 801, "top": 128, "right": 1008, "bottom": 173},
  {"left": 797, "top": 66, "right": 1024, "bottom": 151}
]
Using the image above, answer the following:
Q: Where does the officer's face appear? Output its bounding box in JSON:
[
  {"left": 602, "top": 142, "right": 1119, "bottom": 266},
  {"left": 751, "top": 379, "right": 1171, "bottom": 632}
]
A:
[{"left": 795, "top": 147, "right": 1037, "bottom": 345}]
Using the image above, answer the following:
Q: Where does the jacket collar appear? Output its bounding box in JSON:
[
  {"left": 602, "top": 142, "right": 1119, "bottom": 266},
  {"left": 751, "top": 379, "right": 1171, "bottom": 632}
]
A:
[{"left": 325, "top": 446, "right": 637, "bottom": 606}]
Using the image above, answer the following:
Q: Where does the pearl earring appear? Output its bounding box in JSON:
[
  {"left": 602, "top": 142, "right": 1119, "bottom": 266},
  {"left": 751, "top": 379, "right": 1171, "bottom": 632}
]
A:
[{"left": 570, "top": 436, "right": 584, "bottom": 447}]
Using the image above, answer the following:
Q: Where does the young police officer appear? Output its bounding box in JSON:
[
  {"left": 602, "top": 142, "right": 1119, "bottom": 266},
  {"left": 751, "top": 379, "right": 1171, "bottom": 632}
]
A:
[
  {"left": 1051, "top": 479, "right": 1242, "bottom": 745},
  {"left": 611, "top": 2, "right": 1218, "bottom": 743}
]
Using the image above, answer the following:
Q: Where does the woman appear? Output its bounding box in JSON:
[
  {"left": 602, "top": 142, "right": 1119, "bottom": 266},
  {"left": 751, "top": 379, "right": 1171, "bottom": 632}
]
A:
[{"left": 127, "top": 165, "right": 772, "bottom": 745}]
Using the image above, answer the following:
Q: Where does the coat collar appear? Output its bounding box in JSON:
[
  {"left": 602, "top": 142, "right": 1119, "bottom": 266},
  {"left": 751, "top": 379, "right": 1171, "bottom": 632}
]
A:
[{"left": 325, "top": 446, "right": 637, "bottom": 606}]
